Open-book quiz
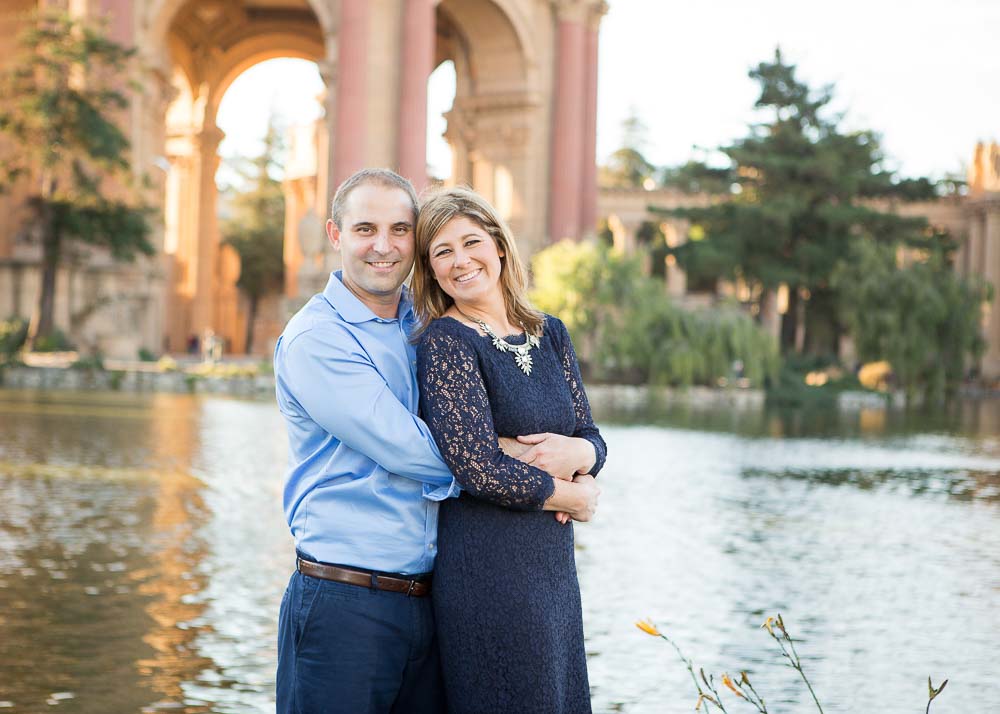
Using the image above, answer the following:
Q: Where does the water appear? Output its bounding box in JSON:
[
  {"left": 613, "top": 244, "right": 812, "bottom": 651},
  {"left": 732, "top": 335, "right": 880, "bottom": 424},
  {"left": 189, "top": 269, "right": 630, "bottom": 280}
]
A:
[{"left": 0, "top": 389, "right": 998, "bottom": 713}]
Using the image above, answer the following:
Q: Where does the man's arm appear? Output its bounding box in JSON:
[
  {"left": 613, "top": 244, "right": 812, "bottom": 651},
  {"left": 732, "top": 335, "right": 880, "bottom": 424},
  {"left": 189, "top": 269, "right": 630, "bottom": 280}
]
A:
[{"left": 278, "top": 326, "right": 456, "bottom": 500}]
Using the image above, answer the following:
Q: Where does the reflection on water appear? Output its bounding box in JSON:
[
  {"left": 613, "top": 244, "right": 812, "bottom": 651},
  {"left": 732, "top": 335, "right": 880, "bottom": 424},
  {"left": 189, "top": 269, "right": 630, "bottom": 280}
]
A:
[{"left": 0, "top": 389, "right": 998, "bottom": 713}]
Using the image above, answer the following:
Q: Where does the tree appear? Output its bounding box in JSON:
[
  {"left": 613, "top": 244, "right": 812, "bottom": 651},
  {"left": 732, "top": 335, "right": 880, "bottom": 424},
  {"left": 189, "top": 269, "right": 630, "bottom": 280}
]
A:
[
  {"left": 531, "top": 240, "right": 780, "bottom": 387},
  {"left": 0, "top": 11, "right": 153, "bottom": 349},
  {"left": 832, "top": 235, "right": 991, "bottom": 404},
  {"left": 600, "top": 109, "right": 657, "bottom": 189},
  {"left": 653, "top": 49, "right": 939, "bottom": 354},
  {"left": 219, "top": 119, "right": 286, "bottom": 354}
]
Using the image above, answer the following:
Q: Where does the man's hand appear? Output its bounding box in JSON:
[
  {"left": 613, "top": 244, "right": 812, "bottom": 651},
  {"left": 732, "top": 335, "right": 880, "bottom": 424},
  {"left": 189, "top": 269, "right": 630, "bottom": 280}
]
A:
[
  {"left": 501, "top": 434, "right": 595, "bottom": 524},
  {"left": 515, "top": 433, "right": 596, "bottom": 481},
  {"left": 498, "top": 436, "right": 530, "bottom": 459},
  {"left": 568, "top": 474, "right": 599, "bottom": 522}
]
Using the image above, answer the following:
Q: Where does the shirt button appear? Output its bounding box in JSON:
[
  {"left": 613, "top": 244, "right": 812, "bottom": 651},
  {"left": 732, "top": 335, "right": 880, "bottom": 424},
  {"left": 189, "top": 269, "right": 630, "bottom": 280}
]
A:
[{"left": 427, "top": 544, "right": 435, "bottom": 550}]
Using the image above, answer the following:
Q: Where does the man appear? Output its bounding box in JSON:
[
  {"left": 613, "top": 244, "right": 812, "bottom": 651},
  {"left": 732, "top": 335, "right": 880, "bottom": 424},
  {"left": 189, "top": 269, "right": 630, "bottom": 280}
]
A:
[
  {"left": 274, "top": 169, "right": 455, "bottom": 714},
  {"left": 274, "top": 168, "right": 598, "bottom": 713}
]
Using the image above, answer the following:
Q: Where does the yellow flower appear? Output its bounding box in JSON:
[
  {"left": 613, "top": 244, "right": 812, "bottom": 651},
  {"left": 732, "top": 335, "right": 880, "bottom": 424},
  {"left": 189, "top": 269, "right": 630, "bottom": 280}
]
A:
[
  {"left": 635, "top": 618, "right": 661, "bottom": 637},
  {"left": 721, "top": 673, "right": 746, "bottom": 699},
  {"left": 761, "top": 616, "right": 775, "bottom": 635},
  {"left": 695, "top": 693, "right": 719, "bottom": 711}
]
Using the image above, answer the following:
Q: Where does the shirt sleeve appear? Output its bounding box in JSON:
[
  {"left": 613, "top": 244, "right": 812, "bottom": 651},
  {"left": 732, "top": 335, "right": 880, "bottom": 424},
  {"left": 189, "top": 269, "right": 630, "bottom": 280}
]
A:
[
  {"left": 417, "top": 326, "right": 555, "bottom": 510},
  {"left": 277, "top": 325, "right": 458, "bottom": 501},
  {"left": 553, "top": 318, "right": 607, "bottom": 476}
]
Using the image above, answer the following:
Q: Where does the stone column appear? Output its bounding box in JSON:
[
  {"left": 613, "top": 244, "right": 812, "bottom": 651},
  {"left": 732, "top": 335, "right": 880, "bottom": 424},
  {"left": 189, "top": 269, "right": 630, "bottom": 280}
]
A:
[
  {"left": 982, "top": 205, "right": 1000, "bottom": 379},
  {"left": 967, "top": 211, "right": 984, "bottom": 278},
  {"left": 608, "top": 214, "right": 643, "bottom": 260},
  {"left": 662, "top": 221, "right": 687, "bottom": 298},
  {"left": 98, "top": 0, "right": 133, "bottom": 46},
  {"left": 317, "top": 59, "right": 337, "bottom": 202},
  {"left": 189, "top": 126, "right": 224, "bottom": 339},
  {"left": 759, "top": 289, "right": 782, "bottom": 341},
  {"left": 333, "top": 0, "right": 370, "bottom": 188},
  {"left": 548, "top": 3, "right": 587, "bottom": 241},
  {"left": 579, "top": 4, "right": 605, "bottom": 239},
  {"left": 397, "top": 0, "right": 438, "bottom": 191}
]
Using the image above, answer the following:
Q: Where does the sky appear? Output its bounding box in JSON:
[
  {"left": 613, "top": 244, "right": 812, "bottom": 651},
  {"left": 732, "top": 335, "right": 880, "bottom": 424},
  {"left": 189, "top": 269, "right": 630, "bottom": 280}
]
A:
[{"left": 215, "top": 0, "right": 1000, "bottom": 185}]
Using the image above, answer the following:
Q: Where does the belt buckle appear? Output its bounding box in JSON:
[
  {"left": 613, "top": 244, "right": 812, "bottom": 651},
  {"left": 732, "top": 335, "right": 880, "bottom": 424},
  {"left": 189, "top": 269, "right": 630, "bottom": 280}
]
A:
[{"left": 406, "top": 580, "right": 416, "bottom": 596}]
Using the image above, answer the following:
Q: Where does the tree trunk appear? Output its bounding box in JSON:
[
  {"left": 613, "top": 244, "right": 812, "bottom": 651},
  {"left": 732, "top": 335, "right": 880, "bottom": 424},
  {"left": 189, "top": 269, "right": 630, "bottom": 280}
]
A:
[
  {"left": 28, "top": 200, "right": 60, "bottom": 349},
  {"left": 780, "top": 287, "right": 799, "bottom": 354},
  {"left": 244, "top": 294, "right": 258, "bottom": 355}
]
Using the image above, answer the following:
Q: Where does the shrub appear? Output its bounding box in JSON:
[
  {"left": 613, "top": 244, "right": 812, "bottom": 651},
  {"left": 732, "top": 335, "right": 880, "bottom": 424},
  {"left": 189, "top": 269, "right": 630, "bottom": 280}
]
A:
[
  {"left": 531, "top": 241, "right": 780, "bottom": 387},
  {"left": 0, "top": 317, "right": 28, "bottom": 361},
  {"left": 32, "top": 327, "right": 73, "bottom": 352}
]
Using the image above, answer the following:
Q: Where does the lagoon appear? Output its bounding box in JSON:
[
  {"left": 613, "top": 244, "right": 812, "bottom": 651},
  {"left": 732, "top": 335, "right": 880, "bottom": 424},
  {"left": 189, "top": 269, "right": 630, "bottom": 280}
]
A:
[{"left": 0, "top": 389, "right": 998, "bottom": 713}]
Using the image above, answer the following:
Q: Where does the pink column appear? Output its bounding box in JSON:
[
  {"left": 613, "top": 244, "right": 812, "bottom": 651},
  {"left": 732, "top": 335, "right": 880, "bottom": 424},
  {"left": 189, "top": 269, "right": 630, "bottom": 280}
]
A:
[
  {"left": 397, "top": 0, "right": 437, "bottom": 192},
  {"left": 549, "top": 14, "right": 586, "bottom": 242},
  {"left": 98, "top": 0, "right": 133, "bottom": 46},
  {"left": 579, "top": 17, "right": 600, "bottom": 238},
  {"left": 333, "top": 0, "right": 371, "bottom": 189}
]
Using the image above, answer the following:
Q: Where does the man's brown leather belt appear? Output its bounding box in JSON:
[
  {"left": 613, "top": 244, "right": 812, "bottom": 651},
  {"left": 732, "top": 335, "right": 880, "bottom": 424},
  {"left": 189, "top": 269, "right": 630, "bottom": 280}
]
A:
[{"left": 297, "top": 558, "right": 431, "bottom": 597}]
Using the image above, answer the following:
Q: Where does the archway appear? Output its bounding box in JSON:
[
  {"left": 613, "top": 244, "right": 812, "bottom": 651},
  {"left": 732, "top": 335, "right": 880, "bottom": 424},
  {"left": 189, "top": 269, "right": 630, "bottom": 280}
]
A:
[
  {"left": 435, "top": 0, "right": 543, "bottom": 252},
  {"left": 154, "top": 0, "right": 327, "bottom": 354}
]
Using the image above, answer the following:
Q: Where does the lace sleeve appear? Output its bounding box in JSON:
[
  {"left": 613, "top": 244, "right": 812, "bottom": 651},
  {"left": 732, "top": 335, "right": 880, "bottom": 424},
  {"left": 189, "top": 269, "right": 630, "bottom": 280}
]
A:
[
  {"left": 553, "top": 318, "right": 607, "bottom": 476},
  {"left": 417, "top": 325, "right": 555, "bottom": 510}
]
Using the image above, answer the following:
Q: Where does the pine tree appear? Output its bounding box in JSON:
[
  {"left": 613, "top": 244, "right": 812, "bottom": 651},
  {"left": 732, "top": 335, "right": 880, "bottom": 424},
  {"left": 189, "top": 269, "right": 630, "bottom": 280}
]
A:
[
  {"left": 0, "top": 10, "right": 153, "bottom": 349},
  {"left": 654, "top": 49, "right": 939, "bottom": 355},
  {"left": 600, "top": 109, "right": 657, "bottom": 189},
  {"left": 219, "top": 120, "right": 286, "bottom": 354}
]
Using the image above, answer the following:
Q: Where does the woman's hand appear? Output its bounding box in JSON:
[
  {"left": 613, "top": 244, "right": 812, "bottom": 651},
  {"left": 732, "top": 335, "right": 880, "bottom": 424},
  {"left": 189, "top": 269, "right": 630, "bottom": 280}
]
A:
[
  {"left": 542, "top": 474, "right": 599, "bottom": 524},
  {"left": 502, "top": 434, "right": 595, "bottom": 524},
  {"left": 515, "top": 433, "right": 596, "bottom": 481}
]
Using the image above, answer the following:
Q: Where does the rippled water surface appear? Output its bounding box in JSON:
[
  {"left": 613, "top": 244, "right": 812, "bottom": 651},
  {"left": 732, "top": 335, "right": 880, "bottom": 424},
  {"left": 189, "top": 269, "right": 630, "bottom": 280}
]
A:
[{"left": 0, "top": 389, "right": 998, "bottom": 713}]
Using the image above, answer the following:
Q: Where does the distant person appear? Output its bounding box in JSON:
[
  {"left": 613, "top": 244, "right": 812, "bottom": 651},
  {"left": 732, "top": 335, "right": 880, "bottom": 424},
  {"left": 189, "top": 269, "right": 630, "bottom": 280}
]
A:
[{"left": 413, "top": 186, "right": 607, "bottom": 714}]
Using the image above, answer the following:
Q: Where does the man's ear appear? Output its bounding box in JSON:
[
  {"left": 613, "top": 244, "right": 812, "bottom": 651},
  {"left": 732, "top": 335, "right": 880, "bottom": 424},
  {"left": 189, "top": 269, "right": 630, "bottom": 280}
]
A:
[{"left": 326, "top": 219, "right": 341, "bottom": 251}]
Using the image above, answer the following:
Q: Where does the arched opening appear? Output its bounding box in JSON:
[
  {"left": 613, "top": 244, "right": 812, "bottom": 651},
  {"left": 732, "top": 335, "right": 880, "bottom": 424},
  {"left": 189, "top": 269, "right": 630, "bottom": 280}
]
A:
[
  {"left": 434, "top": 0, "right": 543, "bottom": 252},
  {"left": 215, "top": 59, "right": 325, "bottom": 356},
  {"left": 156, "top": 0, "right": 327, "bottom": 355},
  {"left": 427, "top": 60, "right": 456, "bottom": 183}
]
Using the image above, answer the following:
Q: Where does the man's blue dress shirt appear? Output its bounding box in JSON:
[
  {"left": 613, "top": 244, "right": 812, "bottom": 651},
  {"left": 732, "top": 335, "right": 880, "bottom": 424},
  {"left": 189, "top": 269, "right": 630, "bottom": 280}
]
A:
[{"left": 274, "top": 271, "right": 457, "bottom": 574}]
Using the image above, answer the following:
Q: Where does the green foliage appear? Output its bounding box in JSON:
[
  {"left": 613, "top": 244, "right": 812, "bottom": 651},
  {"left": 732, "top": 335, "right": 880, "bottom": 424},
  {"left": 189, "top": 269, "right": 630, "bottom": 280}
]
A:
[
  {"left": 832, "top": 236, "right": 992, "bottom": 404},
  {"left": 0, "top": 10, "right": 153, "bottom": 347},
  {"left": 0, "top": 317, "right": 29, "bottom": 362},
  {"left": 599, "top": 109, "right": 657, "bottom": 189},
  {"left": 32, "top": 327, "right": 73, "bottom": 353},
  {"left": 70, "top": 353, "right": 104, "bottom": 370},
  {"left": 766, "top": 353, "right": 861, "bottom": 408},
  {"left": 531, "top": 240, "right": 780, "bottom": 387},
  {"left": 137, "top": 347, "right": 156, "bottom": 361},
  {"left": 220, "top": 117, "right": 286, "bottom": 353},
  {"left": 660, "top": 161, "right": 732, "bottom": 195},
  {"left": 601, "top": 147, "right": 657, "bottom": 189},
  {"left": 652, "top": 49, "right": 945, "bottom": 354}
]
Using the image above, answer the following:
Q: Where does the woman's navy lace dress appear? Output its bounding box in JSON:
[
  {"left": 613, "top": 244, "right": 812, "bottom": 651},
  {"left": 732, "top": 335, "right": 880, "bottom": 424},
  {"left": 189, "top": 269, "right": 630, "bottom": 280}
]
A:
[{"left": 417, "top": 315, "right": 607, "bottom": 714}]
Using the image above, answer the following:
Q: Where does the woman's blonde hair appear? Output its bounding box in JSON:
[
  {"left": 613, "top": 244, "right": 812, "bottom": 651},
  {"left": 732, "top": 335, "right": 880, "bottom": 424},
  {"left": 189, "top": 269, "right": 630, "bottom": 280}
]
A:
[{"left": 412, "top": 186, "right": 544, "bottom": 336}]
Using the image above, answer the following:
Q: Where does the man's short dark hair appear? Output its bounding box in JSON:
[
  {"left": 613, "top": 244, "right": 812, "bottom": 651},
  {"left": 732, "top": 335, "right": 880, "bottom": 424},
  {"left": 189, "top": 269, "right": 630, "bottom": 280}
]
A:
[{"left": 331, "top": 169, "right": 419, "bottom": 229}]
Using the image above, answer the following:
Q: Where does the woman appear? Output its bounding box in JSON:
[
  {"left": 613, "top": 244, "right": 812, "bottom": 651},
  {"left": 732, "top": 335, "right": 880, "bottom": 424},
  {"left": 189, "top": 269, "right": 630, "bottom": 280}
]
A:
[{"left": 413, "top": 187, "right": 607, "bottom": 714}]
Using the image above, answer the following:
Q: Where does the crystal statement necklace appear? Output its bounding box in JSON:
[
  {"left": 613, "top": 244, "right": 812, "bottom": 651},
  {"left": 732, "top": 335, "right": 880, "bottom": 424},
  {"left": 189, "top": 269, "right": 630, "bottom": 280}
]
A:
[{"left": 455, "top": 308, "right": 541, "bottom": 375}]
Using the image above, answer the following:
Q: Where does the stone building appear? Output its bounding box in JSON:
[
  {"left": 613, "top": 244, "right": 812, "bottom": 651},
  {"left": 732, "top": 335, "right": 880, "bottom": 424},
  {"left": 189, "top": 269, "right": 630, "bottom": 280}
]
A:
[
  {"left": 1, "top": 1, "right": 997, "bottom": 380},
  {"left": 0, "top": 0, "right": 606, "bottom": 357},
  {"left": 599, "top": 141, "right": 1000, "bottom": 380}
]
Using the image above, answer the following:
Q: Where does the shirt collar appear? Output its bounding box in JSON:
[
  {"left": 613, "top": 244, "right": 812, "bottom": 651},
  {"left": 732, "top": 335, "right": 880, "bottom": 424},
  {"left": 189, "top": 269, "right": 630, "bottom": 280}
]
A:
[{"left": 322, "top": 271, "right": 413, "bottom": 324}]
